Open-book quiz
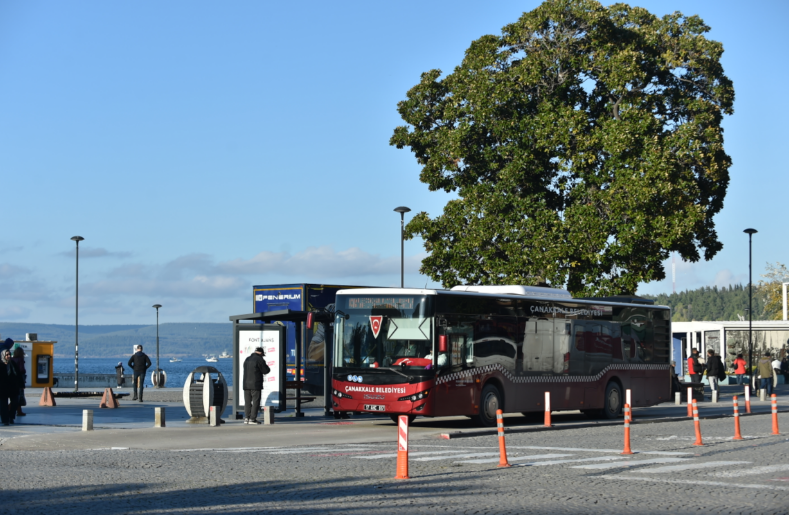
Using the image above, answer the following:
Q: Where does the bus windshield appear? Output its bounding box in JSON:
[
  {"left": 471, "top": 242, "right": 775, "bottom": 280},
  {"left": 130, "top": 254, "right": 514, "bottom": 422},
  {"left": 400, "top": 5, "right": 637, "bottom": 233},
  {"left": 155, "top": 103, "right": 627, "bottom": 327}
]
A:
[{"left": 334, "top": 295, "right": 434, "bottom": 370}]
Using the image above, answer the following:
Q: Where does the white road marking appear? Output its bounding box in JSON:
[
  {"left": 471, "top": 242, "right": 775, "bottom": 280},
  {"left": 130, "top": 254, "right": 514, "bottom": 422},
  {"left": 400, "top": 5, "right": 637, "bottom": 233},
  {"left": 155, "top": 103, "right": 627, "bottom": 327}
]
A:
[
  {"left": 573, "top": 458, "right": 689, "bottom": 469},
  {"left": 414, "top": 452, "right": 500, "bottom": 462},
  {"left": 508, "top": 445, "right": 691, "bottom": 455},
  {"left": 637, "top": 461, "right": 750, "bottom": 474},
  {"left": 517, "top": 456, "right": 626, "bottom": 467},
  {"left": 710, "top": 464, "right": 789, "bottom": 478},
  {"left": 265, "top": 447, "right": 377, "bottom": 454},
  {"left": 602, "top": 475, "right": 789, "bottom": 492},
  {"left": 171, "top": 447, "right": 279, "bottom": 452},
  {"left": 353, "top": 450, "right": 469, "bottom": 460},
  {"left": 454, "top": 453, "right": 572, "bottom": 464}
]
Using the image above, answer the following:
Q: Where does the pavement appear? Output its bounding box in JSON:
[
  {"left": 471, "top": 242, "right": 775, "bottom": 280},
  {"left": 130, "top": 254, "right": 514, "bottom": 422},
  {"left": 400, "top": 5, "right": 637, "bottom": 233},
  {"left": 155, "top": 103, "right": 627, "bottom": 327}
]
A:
[{"left": 0, "top": 384, "right": 787, "bottom": 514}]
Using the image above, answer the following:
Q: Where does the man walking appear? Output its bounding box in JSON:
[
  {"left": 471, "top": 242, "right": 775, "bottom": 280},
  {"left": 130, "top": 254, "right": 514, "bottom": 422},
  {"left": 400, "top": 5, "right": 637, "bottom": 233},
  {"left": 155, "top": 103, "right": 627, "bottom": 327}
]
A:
[
  {"left": 757, "top": 352, "right": 774, "bottom": 396},
  {"left": 705, "top": 349, "right": 724, "bottom": 394},
  {"left": 243, "top": 347, "right": 270, "bottom": 425},
  {"left": 128, "top": 345, "right": 151, "bottom": 402}
]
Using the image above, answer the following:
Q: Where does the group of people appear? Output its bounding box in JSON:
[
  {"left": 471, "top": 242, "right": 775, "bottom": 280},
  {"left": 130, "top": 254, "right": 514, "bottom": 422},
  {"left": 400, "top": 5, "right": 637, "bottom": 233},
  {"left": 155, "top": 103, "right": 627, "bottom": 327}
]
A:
[
  {"left": 0, "top": 344, "right": 27, "bottom": 426},
  {"left": 686, "top": 347, "right": 786, "bottom": 397},
  {"left": 686, "top": 348, "right": 726, "bottom": 391}
]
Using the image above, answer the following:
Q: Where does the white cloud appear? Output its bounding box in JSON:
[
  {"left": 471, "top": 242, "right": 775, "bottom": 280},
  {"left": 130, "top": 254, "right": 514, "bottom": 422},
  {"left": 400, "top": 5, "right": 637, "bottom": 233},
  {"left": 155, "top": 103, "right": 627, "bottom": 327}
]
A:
[
  {"left": 0, "top": 306, "right": 30, "bottom": 320},
  {"left": 59, "top": 247, "right": 133, "bottom": 259},
  {"left": 0, "top": 263, "right": 32, "bottom": 278}
]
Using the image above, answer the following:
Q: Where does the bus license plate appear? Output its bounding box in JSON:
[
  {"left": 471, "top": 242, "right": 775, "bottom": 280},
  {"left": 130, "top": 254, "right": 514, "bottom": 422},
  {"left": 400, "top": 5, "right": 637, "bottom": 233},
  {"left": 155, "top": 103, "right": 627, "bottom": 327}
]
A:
[{"left": 364, "top": 404, "right": 386, "bottom": 411}]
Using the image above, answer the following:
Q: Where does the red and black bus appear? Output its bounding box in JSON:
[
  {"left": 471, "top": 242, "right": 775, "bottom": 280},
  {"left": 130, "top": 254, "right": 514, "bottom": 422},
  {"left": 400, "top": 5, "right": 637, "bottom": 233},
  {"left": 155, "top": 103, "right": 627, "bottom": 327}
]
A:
[{"left": 330, "top": 286, "right": 671, "bottom": 426}]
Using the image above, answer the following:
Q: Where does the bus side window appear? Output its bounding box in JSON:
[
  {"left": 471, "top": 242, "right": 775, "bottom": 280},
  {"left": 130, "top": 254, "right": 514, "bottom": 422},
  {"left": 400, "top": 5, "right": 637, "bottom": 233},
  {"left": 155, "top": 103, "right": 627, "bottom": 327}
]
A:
[
  {"left": 575, "top": 325, "right": 585, "bottom": 352},
  {"left": 450, "top": 334, "right": 465, "bottom": 367}
]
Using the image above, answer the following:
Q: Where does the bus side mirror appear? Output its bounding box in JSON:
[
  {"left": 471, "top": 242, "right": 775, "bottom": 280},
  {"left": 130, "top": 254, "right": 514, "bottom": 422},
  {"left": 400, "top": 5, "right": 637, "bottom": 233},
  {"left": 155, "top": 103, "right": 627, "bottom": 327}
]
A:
[
  {"left": 438, "top": 335, "right": 447, "bottom": 353},
  {"left": 306, "top": 312, "right": 314, "bottom": 330}
]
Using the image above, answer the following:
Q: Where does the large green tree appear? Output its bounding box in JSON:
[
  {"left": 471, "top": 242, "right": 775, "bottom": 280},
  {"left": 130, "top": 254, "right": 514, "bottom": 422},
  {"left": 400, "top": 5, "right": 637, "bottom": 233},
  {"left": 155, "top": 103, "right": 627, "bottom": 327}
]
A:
[{"left": 391, "top": 0, "right": 734, "bottom": 295}]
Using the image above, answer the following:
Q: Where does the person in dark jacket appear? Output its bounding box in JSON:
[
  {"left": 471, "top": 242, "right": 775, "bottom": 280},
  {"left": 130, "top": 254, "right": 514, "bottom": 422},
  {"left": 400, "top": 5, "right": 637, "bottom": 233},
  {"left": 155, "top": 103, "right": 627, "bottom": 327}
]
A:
[
  {"left": 128, "top": 345, "right": 152, "bottom": 402},
  {"left": 688, "top": 349, "right": 703, "bottom": 383},
  {"left": 11, "top": 347, "right": 26, "bottom": 417},
  {"left": 1, "top": 349, "right": 20, "bottom": 424},
  {"left": 705, "top": 349, "right": 724, "bottom": 393},
  {"left": 0, "top": 351, "right": 10, "bottom": 426},
  {"left": 243, "top": 347, "right": 271, "bottom": 424}
]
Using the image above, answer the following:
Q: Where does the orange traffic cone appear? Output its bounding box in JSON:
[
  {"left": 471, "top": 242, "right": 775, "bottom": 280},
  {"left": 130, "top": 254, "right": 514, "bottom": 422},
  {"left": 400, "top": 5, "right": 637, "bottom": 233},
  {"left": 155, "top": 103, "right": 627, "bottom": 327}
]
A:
[
  {"left": 771, "top": 394, "right": 780, "bottom": 436},
  {"left": 496, "top": 409, "right": 511, "bottom": 467},
  {"left": 544, "top": 392, "right": 551, "bottom": 427},
  {"left": 692, "top": 399, "right": 703, "bottom": 446},
  {"left": 732, "top": 396, "right": 743, "bottom": 440},
  {"left": 39, "top": 387, "right": 57, "bottom": 407},
  {"left": 99, "top": 388, "right": 120, "bottom": 409},
  {"left": 621, "top": 404, "right": 633, "bottom": 455},
  {"left": 687, "top": 387, "right": 693, "bottom": 417}
]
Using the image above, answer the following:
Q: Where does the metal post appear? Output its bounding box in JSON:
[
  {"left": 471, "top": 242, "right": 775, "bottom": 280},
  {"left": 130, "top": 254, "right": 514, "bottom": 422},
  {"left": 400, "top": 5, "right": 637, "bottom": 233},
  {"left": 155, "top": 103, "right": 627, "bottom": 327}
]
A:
[
  {"left": 393, "top": 206, "right": 411, "bottom": 288},
  {"left": 71, "top": 236, "right": 84, "bottom": 392},
  {"left": 744, "top": 229, "right": 757, "bottom": 383},
  {"left": 152, "top": 304, "right": 162, "bottom": 388}
]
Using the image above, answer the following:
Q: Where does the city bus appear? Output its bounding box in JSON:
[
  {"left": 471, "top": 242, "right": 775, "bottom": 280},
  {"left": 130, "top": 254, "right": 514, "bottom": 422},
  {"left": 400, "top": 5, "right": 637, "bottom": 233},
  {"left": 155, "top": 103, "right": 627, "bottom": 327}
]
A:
[{"left": 330, "top": 285, "right": 671, "bottom": 426}]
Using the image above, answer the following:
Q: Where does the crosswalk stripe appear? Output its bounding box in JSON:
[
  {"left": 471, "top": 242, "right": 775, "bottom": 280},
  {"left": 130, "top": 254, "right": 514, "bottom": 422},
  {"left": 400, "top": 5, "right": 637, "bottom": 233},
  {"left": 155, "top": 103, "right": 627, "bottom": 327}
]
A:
[
  {"left": 414, "top": 452, "right": 499, "bottom": 462},
  {"left": 637, "top": 461, "right": 750, "bottom": 473},
  {"left": 517, "top": 456, "right": 626, "bottom": 467},
  {"left": 573, "top": 457, "right": 688, "bottom": 469},
  {"left": 455, "top": 453, "right": 572, "bottom": 464},
  {"left": 602, "top": 475, "right": 789, "bottom": 492},
  {"left": 710, "top": 464, "right": 789, "bottom": 478},
  {"left": 508, "top": 445, "right": 691, "bottom": 455},
  {"left": 353, "top": 450, "right": 466, "bottom": 460}
]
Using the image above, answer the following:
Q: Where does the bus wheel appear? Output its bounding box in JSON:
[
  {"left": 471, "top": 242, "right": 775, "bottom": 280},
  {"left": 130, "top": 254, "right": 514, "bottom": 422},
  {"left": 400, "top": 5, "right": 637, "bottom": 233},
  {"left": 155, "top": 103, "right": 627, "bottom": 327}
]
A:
[
  {"left": 390, "top": 415, "right": 415, "bottom": 424},
  {"left": 475, "top": 384, "right": 502, "bottom": 427},
  {"left": 601, "top": 382, "right": 622, "bottom": 419}
]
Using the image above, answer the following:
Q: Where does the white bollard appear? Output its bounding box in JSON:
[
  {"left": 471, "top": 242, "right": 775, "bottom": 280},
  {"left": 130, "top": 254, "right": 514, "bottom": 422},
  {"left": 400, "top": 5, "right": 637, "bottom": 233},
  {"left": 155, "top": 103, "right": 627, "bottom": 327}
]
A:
[
  {"left": 675, "top": 392, "right": 681, "bottom": 405},
  {"left": 759, "top": 389, "right": 766, "bottom": 402},
  {"left": 263, "top": 406, "right": 275, "bottom": 425},
  {"left": 712, "top": 391, "right": 718, "bottom": 404},
  {"left": 626, "top": 389, "right": 633, "bottom": 420},
  {"left": 155, "top": 407, "right": 166, "bottom": 428},
  {"left": 209, "top": 406, "right": 218, "bottom": 427},
  {"left": 82, "top": 409, "right": 93, "bottom": 431}
]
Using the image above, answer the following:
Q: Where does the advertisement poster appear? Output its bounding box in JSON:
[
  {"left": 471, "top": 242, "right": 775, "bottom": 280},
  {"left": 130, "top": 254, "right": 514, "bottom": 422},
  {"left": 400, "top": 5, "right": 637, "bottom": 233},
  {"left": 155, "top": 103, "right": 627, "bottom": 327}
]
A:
[{"left": 238, "top": 329, "right": 282, "bottom": 409}]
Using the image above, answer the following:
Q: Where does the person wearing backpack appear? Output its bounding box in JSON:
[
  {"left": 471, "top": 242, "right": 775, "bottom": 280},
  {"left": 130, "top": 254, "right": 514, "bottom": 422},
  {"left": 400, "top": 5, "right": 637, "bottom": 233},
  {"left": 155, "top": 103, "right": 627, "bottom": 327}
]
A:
[{"left": 705, "top": 349, "right": 725, "bottom": 393}]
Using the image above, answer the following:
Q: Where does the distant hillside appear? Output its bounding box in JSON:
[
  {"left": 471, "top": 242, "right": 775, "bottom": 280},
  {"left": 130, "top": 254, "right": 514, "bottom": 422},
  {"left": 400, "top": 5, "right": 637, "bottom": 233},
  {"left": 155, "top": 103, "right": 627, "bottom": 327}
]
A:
[
  {"left": 642, "top": 284, "right": 766, "bottom": 322},
  {"left": 0, "top": 322, "right": 232, "bottom": 358}
]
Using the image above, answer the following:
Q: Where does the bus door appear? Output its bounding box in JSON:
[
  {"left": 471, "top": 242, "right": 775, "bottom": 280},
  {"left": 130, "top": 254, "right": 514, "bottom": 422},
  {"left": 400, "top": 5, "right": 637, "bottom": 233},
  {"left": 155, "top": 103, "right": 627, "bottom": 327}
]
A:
[
  {"left": 523, "top": 318, "right": 553, "bottom": 373},
  {"left": 433, "top": 316, "right": 476, "bottom": 417}
]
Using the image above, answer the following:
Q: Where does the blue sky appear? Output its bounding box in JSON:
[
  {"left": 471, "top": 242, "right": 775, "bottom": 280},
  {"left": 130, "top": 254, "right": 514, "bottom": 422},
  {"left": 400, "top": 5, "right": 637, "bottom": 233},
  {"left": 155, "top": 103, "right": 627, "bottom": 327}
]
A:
[{"left": 1, "top": 0, "right": 786, "bottom": 324}]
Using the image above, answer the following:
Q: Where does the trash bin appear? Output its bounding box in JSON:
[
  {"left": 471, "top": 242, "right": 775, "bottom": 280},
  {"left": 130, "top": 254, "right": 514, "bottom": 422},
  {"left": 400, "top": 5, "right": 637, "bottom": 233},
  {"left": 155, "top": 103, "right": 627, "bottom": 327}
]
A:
[
  {"left": 115, "top": 363, "right": 125, "bottom": 387},
  {"left": 183, "top": 366, "right": 228, "bottom": 424}
]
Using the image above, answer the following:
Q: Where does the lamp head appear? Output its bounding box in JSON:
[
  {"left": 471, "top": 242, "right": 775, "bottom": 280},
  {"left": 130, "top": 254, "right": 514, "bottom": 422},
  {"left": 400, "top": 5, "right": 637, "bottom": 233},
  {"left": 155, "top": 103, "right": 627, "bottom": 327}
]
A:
[
  {"left": 153, "top": 304, "right": 162, "bottom": 309},
  {"left": 393, "top": 206, "right": 411, "bottom": 215},
  {"left": 71, "top": 236, "right": 84, "bottom": 242},
  {"left": 743, "top": 228, "right": 757, "bottom": 235}
]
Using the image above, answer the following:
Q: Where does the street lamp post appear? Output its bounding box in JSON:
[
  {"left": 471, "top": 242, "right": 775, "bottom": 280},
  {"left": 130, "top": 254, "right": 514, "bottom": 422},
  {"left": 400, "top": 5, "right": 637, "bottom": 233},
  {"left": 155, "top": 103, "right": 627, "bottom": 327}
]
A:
[
  {"left": 152, "top": 304, "right": 166, "bottom": 388},
  {"left": 393, "top": 206, "right": 411, "bottom": 288},
  {"left": 744, "top": 228, "right": 757, "bottom": 384},
  {"left": 782, "top": 282, "right": 789, "bottom": 321},
  {"left": 70, "top": 236, "right": 84, "bottom": 392}
]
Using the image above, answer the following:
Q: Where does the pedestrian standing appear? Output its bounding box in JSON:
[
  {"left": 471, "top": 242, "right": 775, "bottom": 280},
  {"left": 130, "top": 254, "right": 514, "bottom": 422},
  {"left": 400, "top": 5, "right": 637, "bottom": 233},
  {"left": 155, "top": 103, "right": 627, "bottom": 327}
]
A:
[
  {"left": 757, "top": 352, "right": 774, "bottom": 397},
  {"left": 1, "top": 349, "right": 20, "bottom": 424},
  {"left": 733, "top": 353, "right": 747, "bottom": 385},
  {"left": 781, "top": 357, "right": 789, "bottom": 384},
  {"left": 243, "top": 347, "right": 270, "bottom": 425},
  {"left": 688, "top": 349, "right": 703, "bottom": 383},
  {"left": 115, "top": 362, "right": 125, "bottom": 388},
  {"left": 11, "top": 347, "right": 26, "bottom": 417},
  {"left": 0, "top": 352, "right": 10, "bottom": 426},
  {"left": 705, "top": 349, "right": 724, "bottom": 394},
  {"left": 127, "top": 345, "right": 151, "bottom": 402}
]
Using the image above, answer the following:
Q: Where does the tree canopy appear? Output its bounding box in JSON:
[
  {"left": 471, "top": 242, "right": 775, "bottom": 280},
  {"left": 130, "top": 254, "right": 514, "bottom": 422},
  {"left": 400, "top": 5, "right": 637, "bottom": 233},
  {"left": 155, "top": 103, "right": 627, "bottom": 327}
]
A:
[{"left": 391, "top": 0, "right": 734, "bottom": 295}]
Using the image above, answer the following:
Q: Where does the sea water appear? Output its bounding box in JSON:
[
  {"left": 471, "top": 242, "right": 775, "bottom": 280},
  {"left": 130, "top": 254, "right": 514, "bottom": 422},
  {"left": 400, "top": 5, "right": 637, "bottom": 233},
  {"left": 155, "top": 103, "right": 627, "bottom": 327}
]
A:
[{"left": 55, "top": 357, "right": 235, "bottom": 387}]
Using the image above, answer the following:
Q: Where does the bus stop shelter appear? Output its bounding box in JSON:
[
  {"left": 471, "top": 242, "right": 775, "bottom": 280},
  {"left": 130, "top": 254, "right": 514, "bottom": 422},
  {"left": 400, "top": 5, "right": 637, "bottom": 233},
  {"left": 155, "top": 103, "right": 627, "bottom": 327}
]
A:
[{"left": 229, "top": 310, "right": 334, "bottom": 418}]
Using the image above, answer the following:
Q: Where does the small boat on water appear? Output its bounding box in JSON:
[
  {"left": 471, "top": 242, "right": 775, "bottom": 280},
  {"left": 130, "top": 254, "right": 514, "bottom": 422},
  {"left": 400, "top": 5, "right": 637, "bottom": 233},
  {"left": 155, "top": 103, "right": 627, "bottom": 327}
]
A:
[
  {"left": 219, "top": 351, "right": 231, "bottom": 359},
  {"left": 205, "top": 356, "right": 218, "bottom": 362},
  {"left": 169, "top": 358, "right": 182, "bottom": 363}
]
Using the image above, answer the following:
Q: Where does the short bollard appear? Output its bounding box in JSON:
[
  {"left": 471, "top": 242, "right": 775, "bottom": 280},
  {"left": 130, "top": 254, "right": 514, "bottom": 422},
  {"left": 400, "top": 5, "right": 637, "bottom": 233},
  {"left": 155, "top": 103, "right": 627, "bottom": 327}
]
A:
[
  {"left": 687, "top": 387, "right": 693, "bottom": 418},
  {"left": 394, "top": 415, "right": 409, "bottom": 479},
  {"left": 209, "top": 406, "right": 218, "bottom": 427},
  {"left": 82, "top": 410, "right": 93, "bottom": 432},
  {"left": 675, "top": 392, "right": 681, "bottom": 405},
  {"left": 544, "top": 392, "right": 552, "bottom": 427},
  {"left": 745, "top": 386, "right": 751, "bottom": 414},
  {"left": 711, "top": 391, "right": 718, "bottom": 404},
  {"left": 771, "top": 394, "right": 780, "bottom": 435},
  {"left": 692, "top": 399, "right": 703, "bottom": 446},
  {"left": 732, "top": 396, "right": 743, "bottom": 440},
  {"left": 263, "top": 406, "right": 275, "bottom": 425},
  {"left": 155, "top": 407, "right": 166, "bottom": 428},
  {"left": 496, "top": 409, "right": 511, "bottom": 467},
  {"left": 760, "top": 389, "right": 766, "bottom": 402},
  {"left": 621, "top": 404, "right": 633, "bottom": 455}
]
